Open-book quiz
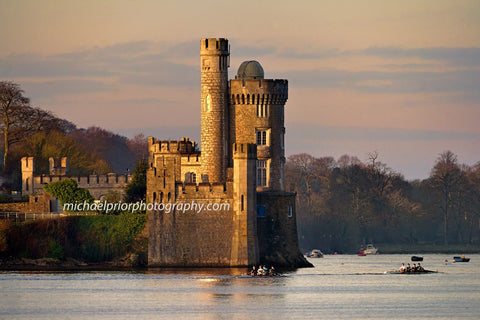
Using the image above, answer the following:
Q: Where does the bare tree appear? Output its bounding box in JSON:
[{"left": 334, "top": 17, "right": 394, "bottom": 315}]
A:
[
  {"left": 126, "top": 133, "right": 148, "bottom": 160},
  {"left": 430, "top": 150, "right": 463, "bottom": 245},
  {"left": 0, "top": 81, "right": 30, "bottom": 171},
  {"left": 0, "top": 81, "right": 68, "bottom": 172}
]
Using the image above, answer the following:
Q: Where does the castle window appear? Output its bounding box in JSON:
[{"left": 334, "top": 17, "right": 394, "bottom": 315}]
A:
[
  {"left": 287, "top": 206, "right": 293, "bottom": 217},
  {"left": 241, "top": 195, "right": 244, "bottom": 211},
  {"left": 257, "top": 160, "right": 267, "bottom": 187},
  {"left": 153, "top": 192, "right": 157, "bottom": 202},
  {"left": 256, "top": 104, "right": 268, "bottom": 117},
  {"left": 256, "top": 130, "right": 268, "bottom": 146},
  {"left": 185, "top": 172, "right": 196, "bottom": 183},
  {"left": 257, "top": 205, "right": 266, "bottom": 217}
]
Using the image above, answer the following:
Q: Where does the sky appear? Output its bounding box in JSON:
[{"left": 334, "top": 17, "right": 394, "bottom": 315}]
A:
[{"left": 1, "top": 0, "right": 479, "bottom": 180}]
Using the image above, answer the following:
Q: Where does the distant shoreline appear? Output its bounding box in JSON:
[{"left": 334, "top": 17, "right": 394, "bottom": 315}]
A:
[{"left": 371, "top": 244, "right": 480, "bottom": 255}]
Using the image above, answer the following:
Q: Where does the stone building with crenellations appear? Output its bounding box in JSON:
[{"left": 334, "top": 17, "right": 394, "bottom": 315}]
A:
[
  {"left": 21, "top": 156, "right": 132, "bottom": 202},
  {"left": 148, "top": 38, "right": 309, "bottom": 268}
]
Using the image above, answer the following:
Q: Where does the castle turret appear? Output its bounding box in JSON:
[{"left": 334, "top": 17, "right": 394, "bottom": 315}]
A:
[
  {"left": 200, "top": 38, "right": 229, "bottom": 183},
  {"left": 231, "top": 143, "right": 259, "bottom": 266},
  {"left": 230, "top": 61, "right": 288, "bottom": 191},
  {"left": 21, "top": 157, "right": 35, "bottom": 196}
]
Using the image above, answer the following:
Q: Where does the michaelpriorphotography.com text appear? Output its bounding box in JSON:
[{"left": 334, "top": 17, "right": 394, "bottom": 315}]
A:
[{"left": 63, "top": 200, "right": 230, "bottom": 214}]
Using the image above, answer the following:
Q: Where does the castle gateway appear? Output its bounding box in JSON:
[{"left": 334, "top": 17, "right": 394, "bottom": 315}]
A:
[{"left": 148, "top": 38, "right": 309, "bottom": 268}]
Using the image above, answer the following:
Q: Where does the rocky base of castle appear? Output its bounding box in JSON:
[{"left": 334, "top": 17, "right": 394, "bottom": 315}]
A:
[{"left": 261, "top": 250, "right": 313, "bottom": 269}]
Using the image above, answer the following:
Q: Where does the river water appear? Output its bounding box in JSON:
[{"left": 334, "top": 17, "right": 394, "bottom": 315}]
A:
[{"left": 1, "top": 254, "right": 479, "bottom": 319}]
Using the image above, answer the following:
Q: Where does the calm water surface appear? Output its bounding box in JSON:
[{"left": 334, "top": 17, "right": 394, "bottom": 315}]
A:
[{"left": 1, "top": 254, "right": 479, "bottom": 319}]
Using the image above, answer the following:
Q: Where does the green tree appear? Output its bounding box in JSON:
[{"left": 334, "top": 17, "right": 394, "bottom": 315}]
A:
[
  {"left": 123, "top": 159, "right": 147, "bottom": 203},
  {"left": 43, "top": 178, "right": 94, "bottom": 208}
]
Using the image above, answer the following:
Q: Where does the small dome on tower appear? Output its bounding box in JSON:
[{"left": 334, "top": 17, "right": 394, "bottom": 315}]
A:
[{"left": 236, "top": 61, "right": 264, "bottom": 79}]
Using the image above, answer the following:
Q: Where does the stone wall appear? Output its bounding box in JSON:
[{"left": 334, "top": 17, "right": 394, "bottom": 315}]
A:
[
  {"left": 148, "top": 182, "right": 236, "bottom": 267},
  {"left": 30, "top": 174, "right": 132, "bottom": 200},
  {"left": 257, "top": 191, "right": 311, "bottom": 268}
]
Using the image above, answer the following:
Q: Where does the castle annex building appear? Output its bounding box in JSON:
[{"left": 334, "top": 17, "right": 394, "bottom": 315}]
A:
[
  {"left": 21, "top": 157, "right": 131, "bottom": 201},
  {"left": 148, "top": 38, "right": 308, "bottom": 268}
]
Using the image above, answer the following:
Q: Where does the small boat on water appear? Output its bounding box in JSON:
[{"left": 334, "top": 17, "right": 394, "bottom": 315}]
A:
[
  {"left": 387, "top": 269, "right": 437, "bottom": 275},
  {"left": 309, "top": 249, "right": 324, "bottom": 258},
  {"left": 358, "top": 244, "right": 378, "bottom": 256},
  {"left": 453, "top": 256, "right": 470, "bottom": 262},
  {"left": 411, "top": 256, "right": 423, "bottom": 262}
]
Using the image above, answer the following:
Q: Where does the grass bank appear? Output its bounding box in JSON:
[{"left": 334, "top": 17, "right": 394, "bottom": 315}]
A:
[{"left": 0, "top": 213, "right": 147, "bottom": 267}]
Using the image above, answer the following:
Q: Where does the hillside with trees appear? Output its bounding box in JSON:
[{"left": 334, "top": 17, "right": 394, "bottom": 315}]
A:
[{"left": 0, "top": 81, "right": 147, "bottom": 193}]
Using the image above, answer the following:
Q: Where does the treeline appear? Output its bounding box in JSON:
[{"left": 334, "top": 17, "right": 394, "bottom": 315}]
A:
[
  {"left": 0, "top": 81, "right": 147, "bottom": 193},
  {"left": 285, "top": 151, "right": 480, "bottom": 253}
]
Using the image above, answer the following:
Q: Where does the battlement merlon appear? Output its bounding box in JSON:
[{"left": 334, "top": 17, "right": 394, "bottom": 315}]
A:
[
  {"left": 148, "top": 137, "right": 196, "bottom": 154},
  {"left": 21, "top": 157, "right": 35, "bottom": 171},
  {"left": 49, "top": 157, "right": 69, "bottom": 176}
]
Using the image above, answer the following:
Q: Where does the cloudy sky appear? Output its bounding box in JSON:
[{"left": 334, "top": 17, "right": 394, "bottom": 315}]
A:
[{"left": 1, "top": 0, "right": 479, "bottom": 179}]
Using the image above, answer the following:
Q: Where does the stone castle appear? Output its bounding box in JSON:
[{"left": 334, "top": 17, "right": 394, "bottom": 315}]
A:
[
  {"left": 148, "top": 38, "right": 308, "bottom": 268},
  {"left": 21, "top": 156, "right": 131, "bottom": 201}
]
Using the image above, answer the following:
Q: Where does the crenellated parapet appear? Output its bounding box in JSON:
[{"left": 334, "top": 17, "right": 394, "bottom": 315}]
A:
[
  {"left": 148, "top": 137, "right": 195, "bottom": 154},
  {"left": 232, "top": 142, "right": 257, "bottom": 159},
  {"left": 175, "top": 181, "right": 233, "bottom": 199},
  {"left": 230, "top": 79, "right": 288, "bottom": 105}
]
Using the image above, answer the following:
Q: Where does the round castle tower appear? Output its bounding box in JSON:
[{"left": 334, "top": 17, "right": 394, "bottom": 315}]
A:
[
  {"left": 229, "top": 61, "right": 288, "bottom": 191},
  {"left": 200, "top": 38, "right": 230, "bottom": 183}
]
